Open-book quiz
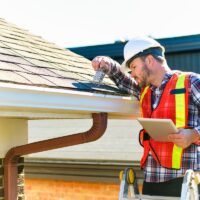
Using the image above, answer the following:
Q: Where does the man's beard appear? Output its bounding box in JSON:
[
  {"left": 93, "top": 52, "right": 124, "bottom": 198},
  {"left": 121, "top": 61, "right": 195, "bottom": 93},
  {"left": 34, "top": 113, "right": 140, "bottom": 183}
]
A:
[{"left": 138, "top": 64, "right": 151, "bottom": 88}]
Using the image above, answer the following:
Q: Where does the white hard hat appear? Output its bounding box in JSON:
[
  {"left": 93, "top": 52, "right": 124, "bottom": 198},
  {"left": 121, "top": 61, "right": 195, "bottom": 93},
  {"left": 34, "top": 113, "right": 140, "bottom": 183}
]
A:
[{"left": 122, "top": 36, "right": 165, "bottom": 70}]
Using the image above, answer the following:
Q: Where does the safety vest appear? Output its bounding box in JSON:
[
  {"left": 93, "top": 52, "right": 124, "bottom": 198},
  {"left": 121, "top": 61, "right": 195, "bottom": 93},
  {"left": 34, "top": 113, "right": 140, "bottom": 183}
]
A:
[{"left": 139, "top": 72, "right": 191, "bottom": 169}]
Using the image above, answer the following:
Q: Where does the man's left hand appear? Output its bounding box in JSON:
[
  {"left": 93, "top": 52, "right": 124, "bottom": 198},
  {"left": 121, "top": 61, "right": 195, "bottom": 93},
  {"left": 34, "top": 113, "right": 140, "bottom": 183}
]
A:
[{"left": 168, "top": 128, "right": 199, "bottom": 148}]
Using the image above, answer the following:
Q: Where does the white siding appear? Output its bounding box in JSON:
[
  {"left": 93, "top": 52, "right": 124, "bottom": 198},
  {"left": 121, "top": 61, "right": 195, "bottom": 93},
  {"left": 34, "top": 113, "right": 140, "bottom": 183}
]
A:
[{"left": 28, "top": 119, "right": 143, "bottom": 161}]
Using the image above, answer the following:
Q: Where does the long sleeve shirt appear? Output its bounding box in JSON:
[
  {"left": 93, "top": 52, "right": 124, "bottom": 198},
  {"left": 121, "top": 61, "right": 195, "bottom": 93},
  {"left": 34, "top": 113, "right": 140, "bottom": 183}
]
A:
[{"left": 108, "top": 60, "right": 200, "bottom": 182}]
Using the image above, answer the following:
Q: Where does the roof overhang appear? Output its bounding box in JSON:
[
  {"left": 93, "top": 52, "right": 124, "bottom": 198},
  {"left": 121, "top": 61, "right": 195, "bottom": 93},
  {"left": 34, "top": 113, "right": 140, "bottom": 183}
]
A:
[{"left": 0, "top": 82, "right": 140, "bottom": 119}]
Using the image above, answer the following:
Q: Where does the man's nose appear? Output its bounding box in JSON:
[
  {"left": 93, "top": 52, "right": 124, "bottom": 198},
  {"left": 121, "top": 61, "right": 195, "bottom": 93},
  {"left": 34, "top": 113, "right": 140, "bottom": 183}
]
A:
[{"left": 130, "top": 71, "right": 136, "bottom": 78}]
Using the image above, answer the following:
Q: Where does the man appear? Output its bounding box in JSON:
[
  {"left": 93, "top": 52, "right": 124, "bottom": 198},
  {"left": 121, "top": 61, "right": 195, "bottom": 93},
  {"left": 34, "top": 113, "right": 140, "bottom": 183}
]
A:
[{"left": 92, "top": 36, "right": 200, "bottom": 197}]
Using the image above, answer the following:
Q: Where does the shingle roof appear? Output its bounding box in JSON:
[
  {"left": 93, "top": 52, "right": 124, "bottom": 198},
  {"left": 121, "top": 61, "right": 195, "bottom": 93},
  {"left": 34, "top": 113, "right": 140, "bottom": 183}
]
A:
[{"left": 0, "top": 18, "right": 125, "bottom": 96}]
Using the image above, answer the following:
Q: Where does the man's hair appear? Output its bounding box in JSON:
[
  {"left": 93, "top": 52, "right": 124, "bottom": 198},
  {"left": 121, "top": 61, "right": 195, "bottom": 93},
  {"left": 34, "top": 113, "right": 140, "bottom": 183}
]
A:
[{"left": 141, "top": 55, "right": 166, "bottom": 64}]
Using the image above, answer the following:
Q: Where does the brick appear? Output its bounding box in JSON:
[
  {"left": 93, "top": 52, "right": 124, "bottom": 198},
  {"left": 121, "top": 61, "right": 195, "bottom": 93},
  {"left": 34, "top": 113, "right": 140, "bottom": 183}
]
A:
[{"left": 25, "top": 178, "right": 120, "bottom": 200}]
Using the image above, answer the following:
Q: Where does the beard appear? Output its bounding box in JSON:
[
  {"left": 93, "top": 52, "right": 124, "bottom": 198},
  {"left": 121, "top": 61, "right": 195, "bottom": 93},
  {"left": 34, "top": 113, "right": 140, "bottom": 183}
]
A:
[{"left": 138, "top": 64, "right": 151, "bottom": 88}]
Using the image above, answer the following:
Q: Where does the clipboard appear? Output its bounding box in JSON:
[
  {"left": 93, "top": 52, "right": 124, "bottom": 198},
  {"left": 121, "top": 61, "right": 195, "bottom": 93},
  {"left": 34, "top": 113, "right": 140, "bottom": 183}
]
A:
[{"left": 137, "top": 118, "right": 178, "bottom": 141}]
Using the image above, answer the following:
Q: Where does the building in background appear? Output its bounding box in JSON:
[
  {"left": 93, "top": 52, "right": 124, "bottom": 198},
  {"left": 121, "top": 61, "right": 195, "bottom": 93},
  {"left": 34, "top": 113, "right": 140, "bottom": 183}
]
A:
[{"left": 69, "top": 34, "right": 200, "bottom": 73}]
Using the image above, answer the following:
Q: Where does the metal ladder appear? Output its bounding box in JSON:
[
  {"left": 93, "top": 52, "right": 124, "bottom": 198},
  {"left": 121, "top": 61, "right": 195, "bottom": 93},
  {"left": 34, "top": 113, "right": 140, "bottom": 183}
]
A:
[{"left": 119, "top": 168, "right": 200, "bottom": 200}]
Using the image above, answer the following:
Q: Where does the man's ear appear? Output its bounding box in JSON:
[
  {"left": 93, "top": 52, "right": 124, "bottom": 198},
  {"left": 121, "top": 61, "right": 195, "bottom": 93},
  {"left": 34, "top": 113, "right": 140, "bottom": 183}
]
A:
[{"left": 145, "top": 55, "right": 154, "bottom": 66}]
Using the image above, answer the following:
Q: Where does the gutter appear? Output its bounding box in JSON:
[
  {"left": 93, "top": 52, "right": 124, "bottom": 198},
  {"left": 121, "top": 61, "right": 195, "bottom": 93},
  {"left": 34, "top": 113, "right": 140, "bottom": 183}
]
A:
[
  {"left": 3, "top": 112, "right": 107, "bottom": 200},
  {"left": 0, "top": 82, "right": 139, "bottom": 119}
]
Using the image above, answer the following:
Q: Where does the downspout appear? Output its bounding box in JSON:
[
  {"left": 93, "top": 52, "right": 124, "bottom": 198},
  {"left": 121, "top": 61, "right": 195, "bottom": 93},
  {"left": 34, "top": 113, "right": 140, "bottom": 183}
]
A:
[{"left": 4, "top": 112, "right": 107, "bottom": 200}]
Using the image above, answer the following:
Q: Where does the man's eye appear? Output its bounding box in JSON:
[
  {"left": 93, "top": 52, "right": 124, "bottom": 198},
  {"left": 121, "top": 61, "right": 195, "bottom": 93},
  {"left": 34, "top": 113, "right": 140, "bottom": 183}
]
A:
[{"left": 130, "top": 66, "right": 136, "bottom": 70}]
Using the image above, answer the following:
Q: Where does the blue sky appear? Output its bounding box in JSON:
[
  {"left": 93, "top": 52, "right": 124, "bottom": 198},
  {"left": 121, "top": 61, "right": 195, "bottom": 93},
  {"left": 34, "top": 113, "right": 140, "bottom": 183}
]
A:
[{"left": 0, "top": 0, "right": 200, "bottom": 48}]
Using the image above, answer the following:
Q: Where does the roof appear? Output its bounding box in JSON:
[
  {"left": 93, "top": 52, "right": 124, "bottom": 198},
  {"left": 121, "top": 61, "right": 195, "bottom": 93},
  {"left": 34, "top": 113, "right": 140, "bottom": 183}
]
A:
[
  {"left": 0, "top": 18, "right": 118, "bottom": 93},
  {"left": 0, "top": 18, "right": 139, "bottom": 119},
  {"left": 69, "top": 34, "right": 200, "bottom": 60}
]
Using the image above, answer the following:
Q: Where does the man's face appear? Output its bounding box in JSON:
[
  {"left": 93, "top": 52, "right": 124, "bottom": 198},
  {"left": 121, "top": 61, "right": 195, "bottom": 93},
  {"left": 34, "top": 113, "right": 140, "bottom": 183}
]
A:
[{"left": 129, "top": 57, "right": 151, "bottom": 88}]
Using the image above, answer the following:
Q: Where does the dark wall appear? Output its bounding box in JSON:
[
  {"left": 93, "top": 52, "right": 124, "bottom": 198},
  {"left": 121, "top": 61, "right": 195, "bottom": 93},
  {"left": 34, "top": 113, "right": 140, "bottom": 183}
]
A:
[
  {"left": 69, "top": 34, "right": 200, "bottom": 73},
  {"left": 166, "top": 51, "right": 200, "bottom": 73}
]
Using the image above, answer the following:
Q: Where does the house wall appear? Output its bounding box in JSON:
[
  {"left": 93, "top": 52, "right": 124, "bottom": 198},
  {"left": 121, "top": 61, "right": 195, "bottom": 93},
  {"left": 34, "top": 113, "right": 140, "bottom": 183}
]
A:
[
  {"left": 25, "top": 178, "right": 120, "bottom": 200},
  {"left": 25, "top": 119, "right": 143, "bottom": 199},
  {"left": 24, "top": 160, "right": 143, "bottom": 200},
  {"left": 28, "top": 119, "right": 143, "bottom": 161}
]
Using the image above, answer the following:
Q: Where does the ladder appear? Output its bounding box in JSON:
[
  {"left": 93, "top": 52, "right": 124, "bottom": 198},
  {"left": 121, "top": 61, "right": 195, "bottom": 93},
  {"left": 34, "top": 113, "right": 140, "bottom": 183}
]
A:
[{"left": 119, "top": 168, "right": 200, "bottom": 200}]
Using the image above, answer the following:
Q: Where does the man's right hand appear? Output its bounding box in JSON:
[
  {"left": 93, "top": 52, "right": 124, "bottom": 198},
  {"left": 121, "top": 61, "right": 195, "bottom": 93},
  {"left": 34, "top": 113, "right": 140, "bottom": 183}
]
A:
[{"left": 91, "top": 56, "right": 115, "bottom": 75}]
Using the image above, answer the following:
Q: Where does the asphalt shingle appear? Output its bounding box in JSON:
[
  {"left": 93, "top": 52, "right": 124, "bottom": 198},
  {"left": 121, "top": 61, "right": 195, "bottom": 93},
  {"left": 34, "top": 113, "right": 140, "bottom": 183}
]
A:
[{"left": 0, "top": 18, "right": 127, "bottom": 95}]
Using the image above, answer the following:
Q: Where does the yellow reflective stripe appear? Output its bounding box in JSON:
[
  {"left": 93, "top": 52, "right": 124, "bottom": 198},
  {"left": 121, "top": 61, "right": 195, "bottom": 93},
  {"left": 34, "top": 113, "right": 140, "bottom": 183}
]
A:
[
  {"left": 140, "top": 86, "right": 149, "bottom": 104},
  {"left": 172, "top": 74, "right": 186, "bottom": 169},
  {"left": 140, "top": 86, "right": 149, "bottom": 117},
  {"left": 175, "top": 74, "right": 185, "bottom": 127},
  {"left": 172, "top": 144, "right": 183, "bottom": 169}
]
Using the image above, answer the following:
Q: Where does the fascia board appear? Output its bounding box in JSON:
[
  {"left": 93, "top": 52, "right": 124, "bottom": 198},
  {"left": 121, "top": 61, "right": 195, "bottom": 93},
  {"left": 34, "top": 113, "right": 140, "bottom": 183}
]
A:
[{"left": 0, "top": 83, "right": 140, "bottom": 119}]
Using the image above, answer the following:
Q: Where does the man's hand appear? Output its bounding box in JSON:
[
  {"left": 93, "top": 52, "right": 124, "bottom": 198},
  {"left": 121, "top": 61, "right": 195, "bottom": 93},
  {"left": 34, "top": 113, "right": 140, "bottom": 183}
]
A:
[
  {"left": 168, "top": 128, "right": 199, "bottom": 148},
  {"left": 91, "top": 56, "right": 115, "bottom": 75}
]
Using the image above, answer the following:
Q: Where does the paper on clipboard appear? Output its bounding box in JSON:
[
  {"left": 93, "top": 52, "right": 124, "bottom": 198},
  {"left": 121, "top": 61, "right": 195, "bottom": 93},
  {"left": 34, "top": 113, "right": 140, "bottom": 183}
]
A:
[{"left": 137, "top": 118, "right": 178, "bottom": 141}]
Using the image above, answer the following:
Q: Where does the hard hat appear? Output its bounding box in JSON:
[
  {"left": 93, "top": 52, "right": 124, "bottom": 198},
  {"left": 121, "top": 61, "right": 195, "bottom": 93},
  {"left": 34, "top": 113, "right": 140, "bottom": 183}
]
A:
[{"left": 122, "top": 36, "right": 165, "bottom": 70}]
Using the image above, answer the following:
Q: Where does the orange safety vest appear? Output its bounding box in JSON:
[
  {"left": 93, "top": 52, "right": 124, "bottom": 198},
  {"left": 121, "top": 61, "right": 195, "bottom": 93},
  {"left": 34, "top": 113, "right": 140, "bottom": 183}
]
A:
[{"left": 139, "top": 72, "right": 191, "bottom": 169}]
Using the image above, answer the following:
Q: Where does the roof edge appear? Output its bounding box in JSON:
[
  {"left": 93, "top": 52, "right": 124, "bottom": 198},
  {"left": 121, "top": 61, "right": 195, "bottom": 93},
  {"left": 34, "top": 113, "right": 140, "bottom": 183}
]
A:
[{"left": 0, "top": 83, "right": 139, "bottom": 119}]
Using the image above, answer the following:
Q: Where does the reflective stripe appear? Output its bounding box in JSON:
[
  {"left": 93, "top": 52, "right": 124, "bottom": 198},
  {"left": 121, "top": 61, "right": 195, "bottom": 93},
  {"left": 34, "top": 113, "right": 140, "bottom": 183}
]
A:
[
  {"left": 140, "top": 86, "right": 149, "bottom": 104},
  {"left": 140, "top": 86, "right": 149, "bottom": 117},
  {"left": 172, "top": 74, "right": 186, "bottom": 169},
  {"left": 175, "top": 74, "right": 186, "bottom": 127},
  {"left": 172, "top": 144, "right": 183, "bottom": 169}
]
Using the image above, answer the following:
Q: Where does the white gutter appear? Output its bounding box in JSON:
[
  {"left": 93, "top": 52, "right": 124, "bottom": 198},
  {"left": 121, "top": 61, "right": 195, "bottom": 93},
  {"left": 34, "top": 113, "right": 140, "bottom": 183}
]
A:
[{"left": 0, "top": 82, "right": 140, "bottom": 119}]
